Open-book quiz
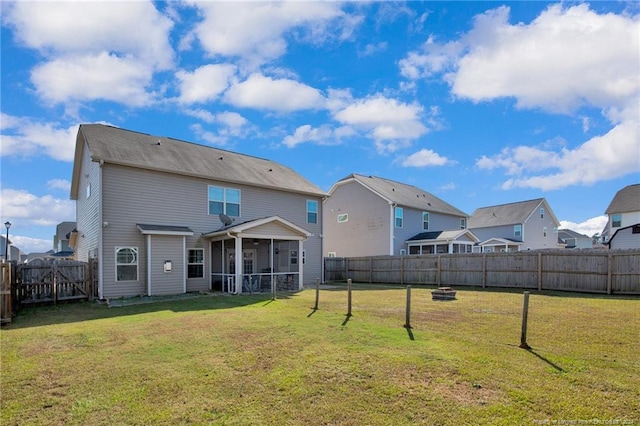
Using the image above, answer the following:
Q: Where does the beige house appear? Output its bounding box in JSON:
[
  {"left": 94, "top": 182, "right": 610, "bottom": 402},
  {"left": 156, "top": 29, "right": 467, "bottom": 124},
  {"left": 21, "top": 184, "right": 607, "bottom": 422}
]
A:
[
  {"left": 70, "top": 124, "right": 326, "bottom": 299},
  {"left": 602, "top": 184, "right": 640, "bottom": 245}
]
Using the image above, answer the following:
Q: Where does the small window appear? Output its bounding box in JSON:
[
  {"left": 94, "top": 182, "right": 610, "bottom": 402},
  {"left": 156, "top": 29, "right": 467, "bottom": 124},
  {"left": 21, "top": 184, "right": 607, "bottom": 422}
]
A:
[
  {"left": 116, "top": 247, "right": 138, "bottom": 281},
  {"left": 290, "top": 250, "right": 298, "bottom": 265},
  {"left": 422, "top": 212, "right": 429, "bottom": 230},
  {"left": 327, "top": 252, "right": 337, "bottom": 258},
  {"left": 612, "top": 214, "right": 622, "bottom": 228},
  {"left": 543, "top": 226, "right": 547, "bottom": 237},
  {"left": 302, "top": 250, "right": 306, "bottom": 265},
  {"left": 307, "top": 200, "right": 318, "bottom": 224},
  {"left": 399, "top": 249, "right": 406, "bottom": 256},
  {"left": 337, "top": 213, "right": 348, "bottom": 223},
  {"left": 540, "top": 208, "right": 545, "bottom": 219},
  {"left": 86, "top": 183, "right": 91, "bottom": 199},
  {"left": 514, "top": 224, "right": 522, "bottom": 238},
  {"left": 460, "top": 218, "right": 466, "bottom": 229},
  {"left": 208, "top": 186, "right": 240, "bottom": 216},
  {"left": 187, "top": 249, "right": 204, "bottom": 279},
  {"left": 395, "top": 207, "right": 403, "bottom": 228},
  {"left": 632, "top": 225, "right": 640, "bottom": 234}
]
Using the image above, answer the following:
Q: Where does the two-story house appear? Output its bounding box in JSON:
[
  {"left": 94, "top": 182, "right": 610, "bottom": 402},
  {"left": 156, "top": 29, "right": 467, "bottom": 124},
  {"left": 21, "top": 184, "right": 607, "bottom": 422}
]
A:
[
  {"left": 603, "top": 184, "right": 640, "bottom": 249},
  {"left": 53, "top": 221, "right": 76, "bottom": 258},
  {"left": 70, "top": 124, "right": 326, "bottom": 299},
  {"left": 323, "top": 174, "right": 473, "bottom": 257},
  {"left": 468, "top": 198, "right": 561, "bottom": 252},
  {"left": 557, "top": 229, "right": 593, "bottom": 249}
]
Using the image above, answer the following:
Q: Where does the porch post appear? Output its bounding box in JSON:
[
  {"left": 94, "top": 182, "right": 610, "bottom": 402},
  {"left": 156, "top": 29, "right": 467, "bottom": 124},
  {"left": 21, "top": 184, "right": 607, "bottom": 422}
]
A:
[
  {"left": 298, "top": 239, "right": 304, "bottom": 290},
  {"left": 235, "top": 236, "right": 242, "bottom": 294}
]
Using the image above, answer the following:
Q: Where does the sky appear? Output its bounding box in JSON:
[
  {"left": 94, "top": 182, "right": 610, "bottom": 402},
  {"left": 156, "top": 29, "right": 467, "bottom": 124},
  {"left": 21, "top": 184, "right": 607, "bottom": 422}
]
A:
[{"left": 1, "top": 1, "right": 639, "bottom": 255}]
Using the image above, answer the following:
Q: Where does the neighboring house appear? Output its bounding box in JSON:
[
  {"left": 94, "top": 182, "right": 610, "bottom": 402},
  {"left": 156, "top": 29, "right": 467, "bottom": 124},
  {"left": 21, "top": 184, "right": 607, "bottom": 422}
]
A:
[
  {"left": 25, "top": 251, "right": 56, "bottom": 263},
  {"left": 1, "top": 235, "right": 22, "bottom": 262},
  {"left": 53, "top": 221, "right": 76, "bottom": 259},
  {"left": 603, "top": 184, "right": 640, "bottom": 243},
  {"left": 323, "top": 174, "right": 470, "bottom": 257},
  {"left": 607, "top": 223, "right": 640, "bottom": 250},
  {"left": 558, "top": 229, "right": 593, "bottom": 249},
  {"left": 468, "top": 198, "right": 561, "bottom": 252},
  {"left": 70, "top": 124, "right": 326, "bottom": 299}
]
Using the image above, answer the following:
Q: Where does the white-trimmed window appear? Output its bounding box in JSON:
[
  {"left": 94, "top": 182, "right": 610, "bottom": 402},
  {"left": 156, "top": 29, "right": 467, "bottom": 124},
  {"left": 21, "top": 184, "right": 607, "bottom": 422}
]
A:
[
  {"left": 612, "top": 214, "right": 622, "bottom": 228},
  {"left": 307, "top": 200, "right": 318, "bottom": 224},
  {"left": 302, "top": 250, "right": 306, "bottom": 265},
  {"left": 422, "top": 212, "right": 430, "bottom": 230},
  {"left": 540, "top": 208, "right": 545, "bottom": 219},
  {"left": 187, "top": 249, "right": 204, "bottom": 279},
  {"left": 395, "top": 207, "right": 403, "bottom": 228},
  {"left": 543, "top": 227, "right": 547, "bottom": 237},
  {"left": 208, "top": 186, "right": 240, "bottom": 216},
  {"left": 337, "top": 213, "right": 348, "bottom": 223},
  {"left": 116, "top": 247, "right": 138, "bottom": 281},
  {"left": 327, "top": 252, "right": 337, "bottom": 258},
  {"left": 290, "top": 250, "right": 298, "bottom": 265},
  {"left": 460, "top": 218, "right": 466, "bottom": 229},
  {"left": 514, "top": 224, "right": 522, "bottom": 238}
]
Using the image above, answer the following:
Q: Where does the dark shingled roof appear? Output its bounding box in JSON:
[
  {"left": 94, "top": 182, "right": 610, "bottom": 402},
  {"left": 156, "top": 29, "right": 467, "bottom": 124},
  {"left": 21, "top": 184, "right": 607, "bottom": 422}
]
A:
[
  {"left": 72, "top": 124, "right": 326, "bottom": 200},
  {"left": 605, "top": 184, "right": 640, "bottom": 214},
  {"left": 468, "top": 198, "right": 545, "bottom": 229}
]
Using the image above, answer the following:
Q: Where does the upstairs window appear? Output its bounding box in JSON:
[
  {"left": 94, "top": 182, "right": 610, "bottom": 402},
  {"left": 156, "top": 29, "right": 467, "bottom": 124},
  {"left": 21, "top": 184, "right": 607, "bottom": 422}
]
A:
[
  {"left": 395, "top": 207, "right": 403, "bottom": 228},
  {"left": 422, "top": 212, "right": 430, "bottom": 230},
  {"left": 540, "top": 207, "right": 545, "bottom": 219},
  {"left": 307, "top": 200, "right": 318, "bottom": 224},
  {"left": 337, "top": 213, "right": 348, "bottom": 223},
  {"left": 460, "top": 218, "right": 466, "bottom": 229},
  {"left": 543, "top": 227, "right": 547, "bottom": 237},
  {"left": 514, "top": 224, "right": 522, "bottom": 238},
  {"left": 208, "top": 186, "right": 240, "bottom": 216},
  {"left": 612, "top": 214, "right": 622, "bottom": 228}
]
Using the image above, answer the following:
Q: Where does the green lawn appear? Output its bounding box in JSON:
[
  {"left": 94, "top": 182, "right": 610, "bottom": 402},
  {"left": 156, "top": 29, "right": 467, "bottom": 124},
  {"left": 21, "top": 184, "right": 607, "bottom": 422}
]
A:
[{"left": 2, "top": 284, "right": 639, "bottom": 425}]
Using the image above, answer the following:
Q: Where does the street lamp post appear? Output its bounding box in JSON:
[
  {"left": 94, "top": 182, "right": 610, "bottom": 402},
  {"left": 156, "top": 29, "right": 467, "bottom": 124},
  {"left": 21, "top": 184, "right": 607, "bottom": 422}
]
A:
[{"left": 4, "top": 221, "right": 11, "bottom": 262}]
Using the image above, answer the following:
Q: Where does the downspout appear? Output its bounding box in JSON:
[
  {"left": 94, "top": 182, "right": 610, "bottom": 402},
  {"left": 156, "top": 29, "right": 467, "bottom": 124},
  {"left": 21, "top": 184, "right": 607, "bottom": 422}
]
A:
[
  {"left": 389, "top": 203, "right": 397, "bottom": 256},
  {"left": 147, "top": 234, "right": 152, "bottom": 296},
  {"left": 98, "top": 159, "right": 104, "bottom": 300}
]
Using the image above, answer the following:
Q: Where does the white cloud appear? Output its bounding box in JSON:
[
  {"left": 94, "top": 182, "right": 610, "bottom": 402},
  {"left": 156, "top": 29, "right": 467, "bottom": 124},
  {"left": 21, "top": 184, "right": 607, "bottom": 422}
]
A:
[
  {"left": 400, "top": 148, "right": 450, "bottom": 167},
  {"left": 283, "top": 124, "right": 343, "bottom": 148},
  {"left": 31, "top": 53, "right": 155, "bottom": 107},
  {"left": 1, "top": 188, "right": 75, "bottom": 227},
  {"left": 186, "top": 2, "right": 359, "bottom": 67},
  {"left": 225, "top": 73, "right": 325, "bottom": 112},
  {"left": 333, "top": 95, "right": 428, "bottom": 153},
  {"left": 47, "top": 179, "right": 71, "bottom": 192},
  {"left": 10, "top": 235, "right": 54, "bottom": 255},
  {"left": 3, "top": 1, "right": 174, "bottom": 108},
  {"left": 189, "top": 112, "right": 251, "bottom": 146},
  {"left": 176, "top": 64, "right": 237, "bottom": 104},
  {"left": 560, "top": 215, "right": 608, "bottom": 238},
  {"left": 0, "top": 116, "right": 78, "bottom": 161},
  {"left": 403, "top": 4, "right": 640, "bottom": 190}
]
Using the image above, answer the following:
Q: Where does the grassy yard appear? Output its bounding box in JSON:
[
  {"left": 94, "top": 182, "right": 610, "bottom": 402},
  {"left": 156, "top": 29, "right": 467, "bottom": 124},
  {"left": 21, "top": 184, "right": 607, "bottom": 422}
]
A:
[{"left": 1, "top": 284, "right": 639, "bottom": 425}]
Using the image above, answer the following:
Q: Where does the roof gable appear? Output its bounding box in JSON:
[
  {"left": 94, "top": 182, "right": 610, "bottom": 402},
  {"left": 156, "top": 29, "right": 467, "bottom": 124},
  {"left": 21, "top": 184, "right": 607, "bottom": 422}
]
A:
[
  {"left": 605, "top": 184, "right": 640, "bottom": 214},
  {"left": 330, "top": 173, "right": 468, "bottom": 217},
  {"left": 73, "top": 124, "right": 326, "bottom": 197},
  {"left": 202, "top": 216, "right": 311, "bottom": 240},
  {"left": 469, "top": 198, "right": 555, "bottom": 228}
]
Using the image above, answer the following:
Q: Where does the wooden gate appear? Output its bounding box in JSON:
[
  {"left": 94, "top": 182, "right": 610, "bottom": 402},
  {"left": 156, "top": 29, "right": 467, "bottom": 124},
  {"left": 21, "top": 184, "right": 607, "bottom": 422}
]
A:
[
  {"left": 1, "top": 262, "right": 12, "bottom": 324},
  {"left": 17, "top": 260, "right": 93, "bottom": 304}
]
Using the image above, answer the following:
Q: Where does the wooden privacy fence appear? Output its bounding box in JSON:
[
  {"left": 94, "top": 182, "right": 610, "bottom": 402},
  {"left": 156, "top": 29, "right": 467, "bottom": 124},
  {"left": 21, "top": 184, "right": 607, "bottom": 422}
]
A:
[
  {"left": 1, "top": 262, "right": 13, "bottom": 324},
  {"left": 16, "top": 259, "right": 97, "bottom": 305},
  {"left": 325, "top": 249, "right": 640, "bottom": 295}
]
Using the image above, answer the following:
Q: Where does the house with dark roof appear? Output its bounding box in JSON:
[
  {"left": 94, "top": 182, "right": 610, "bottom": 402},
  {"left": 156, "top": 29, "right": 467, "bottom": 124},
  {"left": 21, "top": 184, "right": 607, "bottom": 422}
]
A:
[
  {"left": 323, "top": 174, "right": 470, "bottom": 257},
  {"left": 468, "top": 198, "right": 561, "bottom": 252},
  {"left": 602, "top": 184, "right": 640, "bottom": 244},
  {"left": 557, "top": 229, "right": 593, "bottom": 249},
  {"left": 70, "top": 124, "right": 326, "bottom": 299}
]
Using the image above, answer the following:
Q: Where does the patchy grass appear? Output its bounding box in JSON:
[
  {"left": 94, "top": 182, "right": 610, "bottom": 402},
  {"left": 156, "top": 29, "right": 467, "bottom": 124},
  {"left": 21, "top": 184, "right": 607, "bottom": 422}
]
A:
[{"left": 2, "top": 285, "right": 639, "bottom": 425}]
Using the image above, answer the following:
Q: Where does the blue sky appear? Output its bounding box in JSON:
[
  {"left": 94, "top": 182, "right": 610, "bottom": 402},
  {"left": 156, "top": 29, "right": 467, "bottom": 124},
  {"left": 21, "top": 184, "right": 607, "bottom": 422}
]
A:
[{"left": 1, "top": 1, "right": 639, "bottom": 254}]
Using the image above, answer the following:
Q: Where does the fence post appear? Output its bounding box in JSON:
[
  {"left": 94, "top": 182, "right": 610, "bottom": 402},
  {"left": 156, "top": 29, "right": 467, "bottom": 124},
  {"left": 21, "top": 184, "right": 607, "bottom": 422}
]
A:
[
  {"left": 537, "top": 252, "right": 542, "bottom": 291},
  {"left": 314, "top": 278, "right": 320, "bottom": 310},
  {"left": 404, "top": 285, "right": 412, "bottom": 329},
  {"left": 437, "top": 255, "right": 442, "bottom": 286},
  {"left": 347, "top": 278, "right": 352, "bottom": 317},
  {"left": 369, "top": 257, "right": 373, "bottom": 284},
  {"left": 607, "top": 252, "right": 612, "bottom": 295},
  {"left": 482, "top": 253, "right": 487, "bottom": 288},
  {"left": 53, "top": 262, "right": 58, "bottom": 305},
  {"left": 519, "top": 291, "right": 531, "bottom": 349}
]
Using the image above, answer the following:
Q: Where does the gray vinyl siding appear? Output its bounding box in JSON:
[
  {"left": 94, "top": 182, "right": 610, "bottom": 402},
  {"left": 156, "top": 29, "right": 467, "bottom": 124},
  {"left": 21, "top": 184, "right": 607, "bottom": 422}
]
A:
[
  {"left": 470, "top": 224, "right": 519, "bottom": 243},
  {"left": 148, "top": 235, "right": 185, "bottom": 295},
  {"left": 609, "top": 227, "right": 640, "bottom": 249},
  {"left": 100, "top": 163, "right": 322, "bottom": 297},
  {"left": 323, "top": 181, "right": 392, "bottom": 257},
  {"left": 74, "top": 141, "right": 101, "bottom": 262},
  {"left": 522, "top": 206, "right": 560, "bottom": 250}
]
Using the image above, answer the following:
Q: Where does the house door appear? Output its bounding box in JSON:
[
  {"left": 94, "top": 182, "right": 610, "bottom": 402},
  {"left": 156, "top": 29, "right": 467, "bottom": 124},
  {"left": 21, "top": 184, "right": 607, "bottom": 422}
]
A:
[{"left": 226, "top": 249, "right": 257, "bottom": 276}]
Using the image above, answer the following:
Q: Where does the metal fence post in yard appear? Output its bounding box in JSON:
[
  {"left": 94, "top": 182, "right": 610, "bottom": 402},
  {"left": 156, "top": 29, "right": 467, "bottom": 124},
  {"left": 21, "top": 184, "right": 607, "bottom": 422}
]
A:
[
  {"left": 347, "top": 278, "right": 352, "bottom": 317},
  {"left": 404, "top": 285, "right": 412, "bottom": 329},
  {"left": 519, "top": 291, "right": 531, "bottom": 349}
]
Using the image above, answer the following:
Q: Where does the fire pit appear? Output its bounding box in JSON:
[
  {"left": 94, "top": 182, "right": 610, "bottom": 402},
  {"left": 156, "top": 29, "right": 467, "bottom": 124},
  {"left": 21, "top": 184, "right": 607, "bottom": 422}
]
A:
[{"left": 431, "top": 287, "right": 457, "bottom": 301}]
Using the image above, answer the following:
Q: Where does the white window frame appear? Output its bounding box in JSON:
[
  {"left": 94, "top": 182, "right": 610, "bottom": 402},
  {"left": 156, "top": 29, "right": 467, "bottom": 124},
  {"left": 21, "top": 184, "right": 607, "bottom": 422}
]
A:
[
  {"left": 460, "top": 218, "right": 466, "bottom": 229},
  {"left": 422, "top": 212, "right": 429, "bottom": 230},
  {"left": 612, "top": 214, "right": 622, "bottom": 228},
  {"left": 208, "top": 185, "right": 241, "bottom": 217},
  {"left": 395, "top": 207, "right": 403, "bottom": 228},
  {"left": 543, "top": 226, "right": 547, "bottom": 237},
  {"left": 307, "top": 200, "right": 318, "bottom": 224},
  {"left": 514, "top": 224, "right": 522, "bottom": 238},
  {"left": 115, "top": 247, "right": 138, "bottom": 282},
  {"left": 540, "top": 207, "right": 545, "bottom": 219},
  {"left": 187, "top": 248, "right": 204, "bottom": 279},
  {"left": 337, "top": 213, "right": 348, "bottom": 223}
]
